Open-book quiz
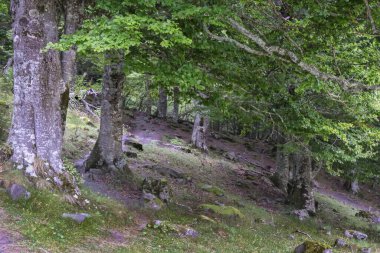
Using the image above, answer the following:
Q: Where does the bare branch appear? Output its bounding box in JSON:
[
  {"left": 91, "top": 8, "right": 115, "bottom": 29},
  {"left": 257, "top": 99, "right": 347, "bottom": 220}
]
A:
[
  {"left": 364, "top": 0, "right": 378, "bottom": 35},
  {"left": 203, "top": 24, "right": 268, "bottom": 56}
]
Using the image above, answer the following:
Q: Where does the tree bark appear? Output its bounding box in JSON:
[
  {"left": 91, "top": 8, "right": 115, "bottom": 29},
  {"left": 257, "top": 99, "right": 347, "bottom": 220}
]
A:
[
  {"left": 9, "top": 0, "right": 66, "bottom": 175},
  {"left": 145, "top": 76, "right": 152, "bottom": 115},
  {"left": 191, "top": 113, "right": 209, "bottom": 151},
  {"left": 172, "top": 86, "right": 180, "bottom": 123},
  {"left": 272, "top": 146, "right": 289, "bottom": 193},
  {"left": 61, "top": 0, "right": 84, "bottom": 133},
  {"left": 287, "top": 152, "right": 316, "bottom": 214},
  {"left": 85, "top": 51, "right": 127, "bottom": 173},
  {"left": 157, "top": 85, "right": 167, "bottom": 118}
]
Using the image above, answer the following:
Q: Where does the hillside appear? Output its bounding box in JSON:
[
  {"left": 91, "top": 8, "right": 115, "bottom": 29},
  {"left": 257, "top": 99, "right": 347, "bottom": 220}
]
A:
[{"left": 1, "top": 110, "right": 378, "bottom": 252}]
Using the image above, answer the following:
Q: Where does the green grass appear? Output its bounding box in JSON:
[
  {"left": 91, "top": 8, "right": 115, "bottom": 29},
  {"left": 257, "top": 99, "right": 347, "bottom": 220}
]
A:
[
  {"left": 0, "top": 180, "right": 132, "bottom": 252},
  {"left": 0, "top": 111, "right": 378, "bottom": 252}
]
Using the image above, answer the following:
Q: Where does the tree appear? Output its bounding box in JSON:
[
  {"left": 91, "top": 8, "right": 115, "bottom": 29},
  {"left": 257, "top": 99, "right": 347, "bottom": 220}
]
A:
[{"left": 85, "top": 51, "right": 127, "bottom": 173}]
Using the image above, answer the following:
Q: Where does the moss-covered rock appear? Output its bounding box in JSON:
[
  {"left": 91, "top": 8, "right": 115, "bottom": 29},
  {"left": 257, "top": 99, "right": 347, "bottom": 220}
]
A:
[
  {"left": 294, "top": 241, "right": 332, "bottom": 253},
  {"left": 200, "top": 204, "right": 244, "bottom": 218},
  {"left": 200, "top": 184, "right": 225, "bottom": 196},
  {"left": 147, "top": 220, "right": 199, "bottom": 238}
]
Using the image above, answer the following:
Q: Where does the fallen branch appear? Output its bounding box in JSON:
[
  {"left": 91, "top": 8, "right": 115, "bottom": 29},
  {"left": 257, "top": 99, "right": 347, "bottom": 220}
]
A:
[{"left": 295, "top": 229, "right": 312, "bottom": 239}]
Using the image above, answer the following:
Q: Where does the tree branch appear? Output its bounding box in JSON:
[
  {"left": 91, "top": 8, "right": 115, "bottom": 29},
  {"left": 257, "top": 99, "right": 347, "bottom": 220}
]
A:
[
  {"left": 203, "top": 24, "right": 268, "bottom": 57},
  {"left": 364, "top": 0, "right": 378, "bottom": 35},
  {"left": 210, "top": 18, "right": 380, "bottom": 92}
]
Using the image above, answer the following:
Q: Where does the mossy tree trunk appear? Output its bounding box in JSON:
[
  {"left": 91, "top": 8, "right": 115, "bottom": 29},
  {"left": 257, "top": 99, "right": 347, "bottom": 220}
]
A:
[
  {"left": 85, "top": 51, "right": 128, "bottom": 173},
  {"left": 157, "top": 85, "right": 167, "bottom": 118},
  {"left": 191, "top": 113, "right": 209, "bottom": 152},
  {"left": 145, "top": 76, "right": 152, "bottom": 115},
  {"left": 287, "top": 152, "right": 316, "bottom": 214},
  {"left": 172, "top": 86, "right": 180, "bottom": 123},
  {"left": 10, "top": 0, "right": 66, "bottom": 175}
]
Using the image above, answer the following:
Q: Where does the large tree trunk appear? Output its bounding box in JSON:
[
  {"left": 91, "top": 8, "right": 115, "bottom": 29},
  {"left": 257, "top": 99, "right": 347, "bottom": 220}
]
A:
[
  {"left": 287, "top": 152, "right": 316, "bottom": 215},
  {"left": 10, "top": 0, "right": 66, "bottom": 175},
  {"left": 172, "top": 86, "right": 180, "bottom": 123},
  {"left": 60, "top": 0, "right": 84, "bottom": 133},
  {"left": 191, "top": 114, "right": 209, "bottom": 151},
  {"left": 157, "top": 85, "right": 167, "bottom": 118},
  {"left": 85, "top": 51, "right": 127, "bottom": 173}
]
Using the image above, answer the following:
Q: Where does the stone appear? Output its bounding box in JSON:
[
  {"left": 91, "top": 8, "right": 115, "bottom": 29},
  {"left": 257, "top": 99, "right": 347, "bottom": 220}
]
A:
[
  {"left": 143, "top": 192, "right": 164, "bottom": 210},
  {"left": 62, "top": 213, "right": 91, "bottom": 223},
  {"left": 372, "top": 216, "right": 380, "bottom": 224},
  {"left": 125, "top": 151, "right": 138, "bottom": 158},
  {"left": 344, "top": 230, "right": 368, "bottom": 240},
  {"left": 149, "top": 220, "right": 199, "bottom": 238},
  {"left": 293, "top": 209, "right": 310, "bottom": 221},
  {"left": 7, "top": 184, "right": 31, "bottom": 201},
  {"left": 360, "top": 248, "right": 371, "bottom": 253},
  {"left": 294, "top": 241, "right": 332, "bottom": 253},
  {"left": 142, "top": 177, "right": 171, "bottom": 203},
  {"left": 224, "top": 152, "right": 238, "bottom": 161},
  {"left": 334, "top": 238, "right": 346, "bottom": 248},
  {"left": 124, "top": 139, "right": 143, "bottom": 151}
]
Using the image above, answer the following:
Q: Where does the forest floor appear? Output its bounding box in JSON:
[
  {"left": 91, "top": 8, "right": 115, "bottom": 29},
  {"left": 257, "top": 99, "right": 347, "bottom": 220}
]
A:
[{"left": 0, "top": 110, "right": 379, "bottom": 252}]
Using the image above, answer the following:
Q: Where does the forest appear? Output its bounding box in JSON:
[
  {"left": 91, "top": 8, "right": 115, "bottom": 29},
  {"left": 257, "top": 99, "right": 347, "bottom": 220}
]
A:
[{"left": 0, "top": 0, "right": 379, "bottom": 252}]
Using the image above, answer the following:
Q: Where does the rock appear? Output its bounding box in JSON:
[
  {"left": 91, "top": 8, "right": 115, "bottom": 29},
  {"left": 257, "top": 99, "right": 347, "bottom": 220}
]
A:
[
  {"left": 360, "top": 248, "right": 371, "bottom": 253},
  {"left": 124, "top": 139, "right": 143, "bottom": 151},
  {"left": 294, "top": 241, "right": 332, "bottom": 253},
  {"left": 62, "top": 213, "right": 91, "bottom": 223},
  {"left": 149, "top": 220, "right": 198, "bottom": 238},
  {"left": 200, "top": 204, "right": 244, "bottom": 218},
  {"left": 224, "top": 152, "right": 238, "bottom": 161},
  {"left": 143, "top": 193, "right": 164, "bottom": 210},
  {"left": 7, "top": 184, "right": 31, "bottom": 201},
  {"left": 334, "top": 238, "right": 346, "bottom": 248},
  {"left": 289, "top": 234, "right": 295, "bottom": 240},
  {"left": 293, "top": 209, "right": 310, "bottom": 221},
  {"left": 142, "top": 177, "right": 171, "bottom": 203},
  {"left": 372, "top": 216, "right": 380, "bottom": 224},
  {"left": 200, "top": 184, "right": 224, "bottom": 196},
  {"left": 125, "top": 151, "right": 138, "bottom": 158},
  {"left": 344, "top": 230, "right": 368, "bottom": 240}
]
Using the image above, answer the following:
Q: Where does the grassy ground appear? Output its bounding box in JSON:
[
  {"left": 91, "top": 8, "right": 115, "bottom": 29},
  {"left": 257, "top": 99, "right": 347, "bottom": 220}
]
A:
[{"left": 0, "top": 111, "right": 378, "bottom": 252}]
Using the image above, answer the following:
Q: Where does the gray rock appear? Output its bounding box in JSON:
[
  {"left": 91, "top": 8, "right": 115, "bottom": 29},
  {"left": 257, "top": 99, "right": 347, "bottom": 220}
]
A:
[
  {"left": 225, "top": 152, "right": 238, "bottom": 161},
  {"left": 293, "top": 209, "right": 309, "bottom": 221},
  {"left": 344, "top": 230, "right": 368, "bottom": 240},
  {"left": 372, "top": 216, "right": 380, "bottom": 224},
  {"left": 294, "top": 243, "right": 306, "bottom": 253},
  {"left": 361, "top": 248, "right": 371, "bottom": 253},
  {"left": 289, "top": 234, "right": 295, "bottom": 240},
  {"left": 62, "top": 213, "right": 91, "bottom": 223},
  {"left": 181, "top": 227, "right": 199, "bottom": 238},
  {"left": 143, "top": 193, "right": 164, "bottom": 211},
  {"left": 294, "top": 242, "right": 332, "bottom": 253},
  {"left": 334, "top": 238, "right": 346, "bottom": 247},
  {"left": 125, "top": 151, "right": 138, "bottom": 158},
  {"left": 7, "top": 184, "right": 31, "bottom": 201}
]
